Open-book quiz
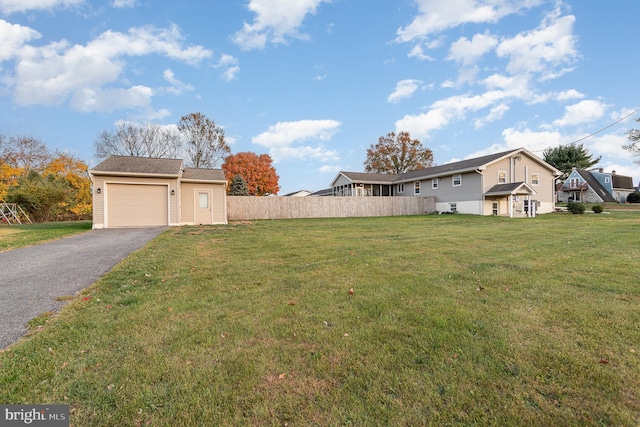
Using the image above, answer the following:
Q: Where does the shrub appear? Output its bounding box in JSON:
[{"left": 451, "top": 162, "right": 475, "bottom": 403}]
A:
[
  {"left": 592, "top": 204, "right": 603, "bottom": 213},
  {"left": 627, "top": 192, "right": 640, "bottom": 203},
  {"left": 566, "top": 201, "right": 585, "bottom": 214}
]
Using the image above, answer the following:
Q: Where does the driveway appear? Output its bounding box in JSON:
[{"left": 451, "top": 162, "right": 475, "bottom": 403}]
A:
[{"left": 0, "top": 228, "right": 166, "bottom": 350}]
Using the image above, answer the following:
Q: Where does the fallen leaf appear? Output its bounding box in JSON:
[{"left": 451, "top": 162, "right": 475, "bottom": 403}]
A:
[
  {"left": 107, "top": 384, "right": 115, "bottom": 391},
  {"left": 476, "top": 286, "right": 485, "bottom": 291},
  {"left": 60, "top": 361, "right": 69, "bottom": 369},
  {"left": 288, "top": 300, "right": 296, "bottom": 305},
  {"left": 278, "top": 373, "right": 286, "bottom": 379},
  {"left": 599, "top": 358, "right": 609, "bottom": 365},
  {"left": 343, "top": 333, "right": 349, "bottom": 337}
]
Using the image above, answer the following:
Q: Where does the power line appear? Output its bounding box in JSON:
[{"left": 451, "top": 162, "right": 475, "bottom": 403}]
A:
[{"left": 568, "top": 106, "right": 640, "bottom": 145}]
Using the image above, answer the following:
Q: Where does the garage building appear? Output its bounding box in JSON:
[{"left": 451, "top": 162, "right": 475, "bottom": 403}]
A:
[{"left": 89, "top": 156, "right": 227, "bottom": 229}]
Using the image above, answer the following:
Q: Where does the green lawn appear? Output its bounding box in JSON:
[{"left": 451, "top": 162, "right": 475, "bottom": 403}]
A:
[
  {"left": 0, "top": 221, "right": 92, "bottom": 251},
  {"left": 1, "top": 214, "right": 639, "bottom": 426}
]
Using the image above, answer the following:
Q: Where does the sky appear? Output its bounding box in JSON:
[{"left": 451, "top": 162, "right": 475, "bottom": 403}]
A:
[{"left": 1, "top": 0, "right": 639, "bottom": 195}]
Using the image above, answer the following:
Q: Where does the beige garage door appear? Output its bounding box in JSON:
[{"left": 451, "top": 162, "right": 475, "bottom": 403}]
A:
[{"left": 107, "top": 184, "right": 168, "bottom": 227}]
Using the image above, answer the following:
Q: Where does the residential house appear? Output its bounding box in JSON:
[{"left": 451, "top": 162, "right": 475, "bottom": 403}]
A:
[
  {"left": 282, "top": 190, "right": 313, "bottom": 197},
  {"left": 557, "top": 168, "right": 635, "bottom": 203},
  {"left": 330, "top": 148, "right": 561, "bottom": 217},
  {"left": 89, "top": 156, "right": 227, "bottom": 229}
]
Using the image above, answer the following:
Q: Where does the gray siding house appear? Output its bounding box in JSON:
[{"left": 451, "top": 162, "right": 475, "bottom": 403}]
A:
[{"left": 331, "top": 148, "right": 561, "bottom": 217}]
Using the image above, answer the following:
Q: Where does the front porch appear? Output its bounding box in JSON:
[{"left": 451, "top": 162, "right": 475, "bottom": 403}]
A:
[{"left": 484, "top": 182, "right": 538, "bottom": 218}]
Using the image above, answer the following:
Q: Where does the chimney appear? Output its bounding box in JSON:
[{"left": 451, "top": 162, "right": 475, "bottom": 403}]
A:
[
  {"left": 598, "top": 168, "right": 604, "bottom": 173},
  {"left": 612, "top": 170, "right": 616, "bottom": 175}
]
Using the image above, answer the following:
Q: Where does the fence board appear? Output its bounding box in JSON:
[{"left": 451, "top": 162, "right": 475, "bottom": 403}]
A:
[{"left": 227, "top": 196, "right": 436, "bottom": 220}]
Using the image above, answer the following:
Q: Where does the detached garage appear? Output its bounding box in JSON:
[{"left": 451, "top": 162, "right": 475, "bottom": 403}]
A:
[{"left": 89, "top": 156, "right": 227, "bottom": 229}]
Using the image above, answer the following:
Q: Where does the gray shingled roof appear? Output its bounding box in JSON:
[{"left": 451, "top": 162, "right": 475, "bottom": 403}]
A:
[
  {"left": 91, "top": 156, "right": 183, "bottom": 176},
  {"left": 576, "top": 170, "right": 616, "bottom": 202},
  {"left": 182, "top": 168, "right": 226, "bottom": 182},
  {"left": 336, "top": 149, "right": 536, "bottom": 186},
  {"left": 485, "top": 182, "right": 535, "bottom": 196},
  {"left": 612, "top": 174, "right": 634, "bottom": 190},
  {"left": 340, "top": 172, "right": 398, "bottom": 183},
  {"left": 397, "top": 149, "right": 518, "bottom": 182}
]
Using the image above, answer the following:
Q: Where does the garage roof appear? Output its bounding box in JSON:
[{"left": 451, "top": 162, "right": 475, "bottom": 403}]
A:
[
  {"left": 91, "top": 156, "right": 183, "bottom": 176},
  {"left": 182, "top": 168, "right": 226, "bottom": 182}
]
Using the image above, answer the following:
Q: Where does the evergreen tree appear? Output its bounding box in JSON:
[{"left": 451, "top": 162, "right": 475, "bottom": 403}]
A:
[
  {"left": 229, "top": 174, "right": 250, "bottom": 196},
  {"left": 543, "top": 143, "right": 601, "bottom": 178}
]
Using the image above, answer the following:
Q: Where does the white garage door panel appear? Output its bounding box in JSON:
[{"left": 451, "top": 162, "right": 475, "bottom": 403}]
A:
[{"left": 107, "top": 184, "right": 168, "bottom": 227}]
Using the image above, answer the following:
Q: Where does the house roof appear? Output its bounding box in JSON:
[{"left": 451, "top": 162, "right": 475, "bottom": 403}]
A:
[
  {"left": 612, "top": 174, "right": 634, "bottom": 190},
  {"left": 575, "top": 170, "right": 616, "bottom": 202},
  {"left": 332, "top": 148, "right": 561, "bottom": 187},
  {"left": 485, "top": 182, "right": 536, "bottom": 196},
  {"left": 181, "top": 168, "right": 226, "bottom": 182},
  {"left": 90, "top": 156, "right": 183, "bottom": 176}
]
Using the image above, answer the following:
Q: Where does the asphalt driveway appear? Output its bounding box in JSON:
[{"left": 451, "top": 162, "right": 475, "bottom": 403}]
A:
[{"left": 0, "top": 227, "right": 166, "bottom": 350}]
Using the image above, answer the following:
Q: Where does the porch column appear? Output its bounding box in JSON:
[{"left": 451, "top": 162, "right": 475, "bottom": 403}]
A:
[{"left": 509, "top": 195, "right": 513, "bottom": 218}]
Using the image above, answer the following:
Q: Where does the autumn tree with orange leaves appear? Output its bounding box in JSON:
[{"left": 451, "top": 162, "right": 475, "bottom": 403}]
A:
[
  {"left": 364, "top": 131, "right": 434, "bottom": 174},
  {"left": 1, "top": 134, "right": 91, "bottom": 220},
  {"left": 222, "top": 152, "right": 279, "bottom": 196}
]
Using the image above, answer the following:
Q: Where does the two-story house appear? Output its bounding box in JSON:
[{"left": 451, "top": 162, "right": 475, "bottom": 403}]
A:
[
  {"left": 557, "top": 168, "right": 635, "bottom": 203},
  {"left": 331, "top": 148, "right": 561, "bottom": 217}
]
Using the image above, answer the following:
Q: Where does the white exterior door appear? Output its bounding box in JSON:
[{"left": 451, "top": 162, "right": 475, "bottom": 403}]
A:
[{"left": 194, "top": 190, "right": 213, "bottom": 224}]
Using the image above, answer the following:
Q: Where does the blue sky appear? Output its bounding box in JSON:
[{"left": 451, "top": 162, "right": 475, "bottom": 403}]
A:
[{"left": 1, "top": 0, "right": 639, "bottom": 194}]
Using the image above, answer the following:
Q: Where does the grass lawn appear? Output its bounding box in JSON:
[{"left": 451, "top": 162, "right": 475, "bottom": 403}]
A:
[
  {"left": 1, "top": 214, "right": 639, "bottom": 426},
  {"left": 0, "top": 221, "right": 92, "bottom": 252}
]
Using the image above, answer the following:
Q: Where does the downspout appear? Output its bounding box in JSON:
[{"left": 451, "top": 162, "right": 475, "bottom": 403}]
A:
[{"left": 475, "top": 169, "right": 484, "bottom": 215}]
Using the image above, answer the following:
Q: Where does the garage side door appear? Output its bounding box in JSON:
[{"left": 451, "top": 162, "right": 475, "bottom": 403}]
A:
[{"left": 107, "top": 184, "right": 168, "bottom": 227}]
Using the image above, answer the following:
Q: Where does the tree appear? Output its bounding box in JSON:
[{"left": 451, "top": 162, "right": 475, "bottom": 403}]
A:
[
  {"left": 5, "top": 170, "right": 71, "bottom": 222},
  {"left": 44, "top": 152, "right": 92, "bottom": 219},
  {"left": 0, "top": 135, "right": 50, "bottom": 201},
  {"left": 229, "top": 175, "right": 250, "bottom": 196},
  {"left": 623, "top": 117, "right": 640, "bottom": 165},
  {"left": 222, "top": 152, "right": 279, "bottom": 196},
  {"left": 95, "top": 121, "right": 182, "bottom": 160},
  {"left": 364, "top": 131, "right": 434, "bottom": 174},
  {"left": 177, "top": 112, "right": 230, "bottom": 168},
  {"left": 543, "top": 143, "right": 601, "bottom": 178}
]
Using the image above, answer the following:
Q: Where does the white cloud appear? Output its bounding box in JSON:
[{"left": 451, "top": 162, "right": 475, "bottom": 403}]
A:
[
  {"left": 448, "top": 31, "right": 498, "bottom": 66},
  {"left": 252, "top": 119, "right": 341, "bottom": 162},
  {"left": 162, "top": 69, "right": 194, "bottom": 95},
  {"left": 396, "top": 90, "right": 512, "bottom": 139},
  {"left": 387, "top": 79, "right": 421, "bottom": 103},
  {"left": 0, "top": 19, "right": 41, "bottom": 62},
  {"left": 551, "top": 100, "right": 608, "bottom": 128},
  {"left": 215, "top": 54, "right": 240, "bottom": 81},
  {"left": 319, "top": 164, "right": 342, "bottom": 173},
  {"left": 475, "top": 103, "right": 509, "bottom": 128},
  {"left": 396, "top": 0, "right": 542, "bottom": 43},
  {"left": 232, "top": 0, "right": 329, "bottom": 50},
  {"left": 110, "top": 0, "right": 136, "bottom": 8},
  {"left": 555, "top": 89, "right": 584, "bottom": 101},
  {"left": 9, "top": 24, "right": 211, "bottom": 112},
  {"left": 496, "top": 9, "right": 578, "bottom": 78},
  {"left": 0, "top": 0, "right": 83, "bottom": 14}
]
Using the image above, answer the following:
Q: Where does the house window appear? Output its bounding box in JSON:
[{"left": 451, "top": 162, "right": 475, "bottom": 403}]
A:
[
  {"left": 414, "top": 181, "right": 420, "bottom": 195},
  {"left": 432, "top": 178, "right": 439, "bottom": 189},
  {"left": 531, "top": 173, "right": 540, "bottom": 186},
  {"left": 570, "top": 178, "right": 580, "bottom": 189},
  {"left": 398, "top": 183, "right": 404, "bottom": 193},
  {"left": 450, "top": 203, "right": 457, "bottom": 213},
  {"left": 605, "top": 176, "right": 610, "bottom": 184},
  {"left": 492, "top": 202, "right": 498, "bottom": 215},
  {"left": 198, "top": 192, "right": 209, "bottom": 209},
  {"left": 453, "top": 174, "right": 462, "bottom": 187},
  {"left": 498, "top": 171, "right": 506, "bottom": 184}
]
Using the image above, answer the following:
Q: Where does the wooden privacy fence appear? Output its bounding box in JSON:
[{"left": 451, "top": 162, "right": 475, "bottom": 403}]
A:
[{"left": 227, "top": 196, "right": 436, "bottom": 221}]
